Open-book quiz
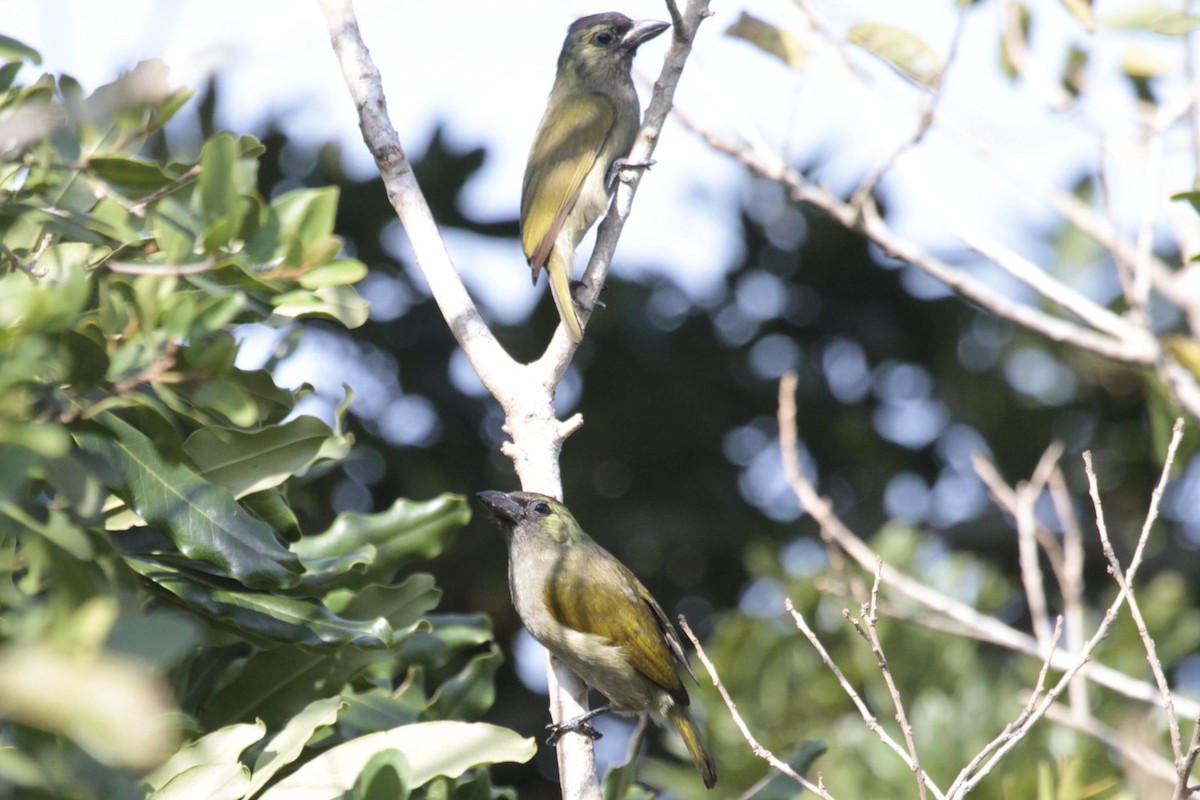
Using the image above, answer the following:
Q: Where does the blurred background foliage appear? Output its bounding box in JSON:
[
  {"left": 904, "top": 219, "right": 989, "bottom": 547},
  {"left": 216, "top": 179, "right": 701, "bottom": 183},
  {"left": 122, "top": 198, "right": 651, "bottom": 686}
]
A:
[{"left": 4, "top": 0, "right": 1200, "bottom": 796}]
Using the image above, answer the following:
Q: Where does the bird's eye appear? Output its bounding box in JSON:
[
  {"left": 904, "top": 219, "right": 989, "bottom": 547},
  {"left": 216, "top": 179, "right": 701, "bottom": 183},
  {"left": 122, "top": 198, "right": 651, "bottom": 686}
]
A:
[
  {"left": 594, "top": 30, "right": 615, "bottom": 46},
  {"left": 533, "top": 501, "right": 551, "bottom": 516}
]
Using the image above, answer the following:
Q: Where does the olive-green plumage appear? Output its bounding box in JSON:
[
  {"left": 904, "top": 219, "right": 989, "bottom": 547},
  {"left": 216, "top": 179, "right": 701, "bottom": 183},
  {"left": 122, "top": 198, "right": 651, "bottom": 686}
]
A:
[
  {"left": 478, "top": 490, "right": 717, "bottom": 789},
  {"left": 520, "top": 13, "right": 669, "bottom": 343}
]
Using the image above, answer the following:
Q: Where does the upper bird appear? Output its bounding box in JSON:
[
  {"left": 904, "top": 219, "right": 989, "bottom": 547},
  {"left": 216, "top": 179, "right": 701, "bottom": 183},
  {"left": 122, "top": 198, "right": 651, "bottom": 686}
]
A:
[
  {"left": 477, "top": 490, "right": 717, "bottom": 789},
  {"left": 520, "top": 13, "right": 670, "bottom": 343}
]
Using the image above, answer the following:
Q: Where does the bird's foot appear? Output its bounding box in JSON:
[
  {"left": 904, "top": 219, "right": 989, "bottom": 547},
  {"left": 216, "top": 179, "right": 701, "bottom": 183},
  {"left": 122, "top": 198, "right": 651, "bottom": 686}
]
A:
[
  {"left": 545, "top": 705, "right": 613, "bottom": 745},
  {"left": 605, "top": 157, "right": 657, "bottom": 192},
  {"left": 546, "top": 719, "right": 603, "bottom": 745},
  {"left": 570, "top": 280, "right": 606, "bottom": 312}
]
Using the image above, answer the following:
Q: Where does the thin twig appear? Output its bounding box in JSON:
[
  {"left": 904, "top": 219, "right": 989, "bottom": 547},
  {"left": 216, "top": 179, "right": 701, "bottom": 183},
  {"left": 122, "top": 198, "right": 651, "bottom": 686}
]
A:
[
  {"left": 1048, "top": 464, "right": 1089, "bottom": 721},
  {"left": 1042, "top": 701, "right": 1176, "bottom": 786},
  {"left": 679, "top": 117, "right": 1159, "bottom": 365},
  {"left": 1175, "top": 715, "right": 1200, "bottom": 800},
  {"left": 1087, "top": 419, "right": 1187, "bottom": 787},
  {"left": 776, "top": 372, "right": 1200, "bottom": 719},
  {"left": 844, "top": 561, "right": 934, "bottom": 800},
  {"left": 946, "top": 619, "right": 1064, "bottom": 798},
  {"left": 677, "top": 614, "right": 838, "bottom": 799},
  {"left": 849, "top": 0, "right": 971, "bottom": 213},
  {"left": 787, "top": 599, "right": 946, "bottom": 799}
]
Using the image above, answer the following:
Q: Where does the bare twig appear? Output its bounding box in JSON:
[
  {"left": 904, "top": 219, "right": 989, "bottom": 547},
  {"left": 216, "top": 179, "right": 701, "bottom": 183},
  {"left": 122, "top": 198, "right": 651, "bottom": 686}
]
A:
[
  {"left": 843, "top": 561, "right": 935, "bottom": 800},
  {"left": 1176, "top": 715, "right": 1200, "bottom": 800},
  {"left": 1042, "top": 701, "right": 1176, "bottom": 786},
  {"left": 1086, "top": 419, "right": 1188, "bottom": 789},
  {"left": 787, "top": 598, "right": 945, "bottom": 799},
  {"left": 127, "top": 164, "right": 201, "bottom": 215},
  {"left": 777, "top": 372, "right": 1200, "bottom": 719},
  {"left": 680, "top": 117, "right": 1159, "bottom": 365},
  {"left": 677, "top": 614, "right": 838, "bottom": 799},
  {"left": 1048, "top": 465, "right": 1089, "bottom": 721},
  {"left": 849, "top": 0, "right": 970, "bottom": 213},
  {"left": 946, "top": 619, "right": 1064, "bottom": 797}
]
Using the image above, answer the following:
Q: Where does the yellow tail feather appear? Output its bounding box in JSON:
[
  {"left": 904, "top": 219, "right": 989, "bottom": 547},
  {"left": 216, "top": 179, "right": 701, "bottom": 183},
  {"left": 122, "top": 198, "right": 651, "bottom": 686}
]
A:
[
  {"left": 669, "top": 706, "right": 717, "bottom": 789},
  {"left": 546, "top": 248, "right": 583, "bottom": 343}
]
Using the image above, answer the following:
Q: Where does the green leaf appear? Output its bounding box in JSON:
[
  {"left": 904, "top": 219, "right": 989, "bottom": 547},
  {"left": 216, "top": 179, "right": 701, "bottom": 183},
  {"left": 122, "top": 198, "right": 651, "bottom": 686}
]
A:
[
  {"left": 246, "top": 696, "right": 344, "bottom": 797},
  {"left": 89, "top": 156, "right": 174, "bottom": 193},
  {"left": 256, "top": 722, "right": 535, "bottom": 800},
  {"left": 726, "top": 12, "right": 805, "bottom": 69},
  {"left": 326, "top": 575, "right": 442, "bottom": 632},
  {"left": 78, "top": 412, "right": 303, "bottom": 589},
  {"left": 421, "top": 646, "right": 500, "bottom": 722},
  {"left": 148, "top": 764, "right": 251, "bottom": 800},
  {"left": 124, "top": 558, "right": 393, "bottom": 648},
  {"left": 292, "top": 496, "right": 469, "bottom": 589},
  {"left": 352, "top": 749, "right": 412, "bottom": 800},
  {"left": 243, "top": 488, "right": 302, "bottom": 542},
  {"left": 1103, "top": 1, "right": 1200, "bottom": 34},
  {"left": 847, "top": 22, "right": 942, "bottom": 85},
  {"left": 1059, "top": 0, "right": 1097, "bottom": 29},
  {"left": 272, "top": 284, "right": 369, "bottom": 329},
  {"left": 0, "top": 35, "right": 42, "bottom": 65},
  {"left": 0, "top": 242, "right": 93, "bottom": 333},
  {"left": 296, "top": 258, "right": 369, "bottom": 290},
  {"left": 199, "top": 134, "right": 239, "bottom": 229},
  {"left": 145, "top": 721, "right": 264, "bottom": 792},
  {"left": 198, "top": 646, "right": 388, "bottom": 731},
  {"left": 184, "top": 415, "right": 349, "bottom": 499},
  {"left": 0, "top": 644, "right": 179, "bottom": 770}
]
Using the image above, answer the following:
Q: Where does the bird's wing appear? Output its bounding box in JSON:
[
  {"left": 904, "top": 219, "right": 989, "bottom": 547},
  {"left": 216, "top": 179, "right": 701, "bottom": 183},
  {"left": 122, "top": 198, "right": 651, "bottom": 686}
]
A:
[
  {"left": 547, "top": 546, "right": 688, "bottom": 698},
  {"left": 520, "top": 91, "right": 615, "bottom": 273}
]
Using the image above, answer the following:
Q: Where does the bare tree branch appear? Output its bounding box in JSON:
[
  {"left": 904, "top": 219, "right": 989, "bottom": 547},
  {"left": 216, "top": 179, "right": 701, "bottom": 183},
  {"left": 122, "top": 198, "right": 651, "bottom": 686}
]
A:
[
  {"left": 777, "top": 372, "right": 1200, "bottom": 720},
  {"left": 843, "top": 561, "right": 936, "bottom": 800},
  {"left": 678, "top": 614, "right": 839, "bottom": 799}
]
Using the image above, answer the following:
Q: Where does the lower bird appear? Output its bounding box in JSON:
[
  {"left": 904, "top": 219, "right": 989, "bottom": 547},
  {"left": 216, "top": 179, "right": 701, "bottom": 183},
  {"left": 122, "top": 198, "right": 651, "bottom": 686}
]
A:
[{"left": 477, "top": 490, "right": 717, "bottom": 788}]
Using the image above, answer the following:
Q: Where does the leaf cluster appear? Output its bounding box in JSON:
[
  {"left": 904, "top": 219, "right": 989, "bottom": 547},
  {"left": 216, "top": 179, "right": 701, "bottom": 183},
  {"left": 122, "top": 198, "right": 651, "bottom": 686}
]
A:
[{"left": 0, "top": 43, "right": 530, "bottom": 800}]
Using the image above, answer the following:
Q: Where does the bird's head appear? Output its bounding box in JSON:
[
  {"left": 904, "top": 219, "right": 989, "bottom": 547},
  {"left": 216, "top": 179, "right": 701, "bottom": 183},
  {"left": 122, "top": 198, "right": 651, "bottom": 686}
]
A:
[
  {"left": 477, "top": 490, "right": 584, "bottom": 546},
  {"left": 557, "top": 12, "right": 670, "bottom": 88}
]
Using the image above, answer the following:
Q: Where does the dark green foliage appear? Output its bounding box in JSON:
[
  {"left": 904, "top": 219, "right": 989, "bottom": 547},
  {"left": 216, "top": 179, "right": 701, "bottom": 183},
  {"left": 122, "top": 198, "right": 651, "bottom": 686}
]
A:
[{"left": 0, "top": 45, "right": 530, "bottom": 799}]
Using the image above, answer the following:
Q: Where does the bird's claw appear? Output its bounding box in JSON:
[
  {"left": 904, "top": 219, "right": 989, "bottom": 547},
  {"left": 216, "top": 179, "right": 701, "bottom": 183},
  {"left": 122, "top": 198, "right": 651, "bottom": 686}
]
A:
[
  {"left": 546, "top": 719, "right": 603, "bottom": 746},
  {"left": 605, "top": 157, "right": 657, "bottom": 192},
  {"left": 569, "top": 280, "right": 606, "bottom": 312}
]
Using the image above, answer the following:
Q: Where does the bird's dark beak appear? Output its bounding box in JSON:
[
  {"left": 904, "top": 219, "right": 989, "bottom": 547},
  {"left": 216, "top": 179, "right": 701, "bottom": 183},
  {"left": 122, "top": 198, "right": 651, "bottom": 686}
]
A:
[
  {"left": 622, "top": 19, "right": 670, "bottom": 51},
  {"left": 477, "top": 490, "right": 521, "bottom": 524}
]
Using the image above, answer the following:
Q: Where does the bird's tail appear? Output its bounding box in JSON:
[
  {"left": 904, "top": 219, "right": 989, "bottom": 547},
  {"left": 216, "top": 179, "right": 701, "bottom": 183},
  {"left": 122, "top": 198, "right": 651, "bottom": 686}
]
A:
[
  {"left": 546, "top": 248, "right": 583, "bottom": 343},
  {"left": 668, "top": 705, "right": 717, "bottom": 789}
]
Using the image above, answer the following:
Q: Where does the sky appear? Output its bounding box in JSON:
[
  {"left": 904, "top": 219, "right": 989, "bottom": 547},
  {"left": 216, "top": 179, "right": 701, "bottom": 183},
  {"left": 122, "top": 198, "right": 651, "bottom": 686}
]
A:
[{"left": 6, "top": 0, "right": 1185, "bottom": 305}]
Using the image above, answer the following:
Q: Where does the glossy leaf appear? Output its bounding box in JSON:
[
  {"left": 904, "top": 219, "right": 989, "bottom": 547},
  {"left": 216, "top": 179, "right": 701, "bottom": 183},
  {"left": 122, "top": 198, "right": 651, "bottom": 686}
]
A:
[
  {"left": 256, "top": 722, "right": 535, "bottom": 800},
  {"left": 148, "top": 764, "right": 251, "bottom": 800},
  {"left": 198, "top": 646, "right": 388, "bottom": 731},
  {"left": 421, "top": 646, "right": 501, "bottom": 722},
  {"left": 124, "top": 558, "right": 393, "bottom": 648},
  {"left": 183, "top": 415, "right": 349, "bottom": 499},
  {"left": 726, "top": 12, "right": 805, "bottom": 69},
  {"left": 352, "top": 749, "right": 412, "bottom": 800},
  {"left": 79, "top": 412, "right": 302, "bottom": 589},
  {"left": 1102, "top": 1, "right": 1199, "bottom": 33},
  {"left": 271, "top": 284, "right": 369, "bottom": 328},
  {"left": 246, "top": 696, "right": 344, "bottom": 797},
  {"left": 0, "top": 35, "right": 41, "bottom": 65},
  {"left": 145, "top": 721, "right": 264, "bottom": 792},
  {"left": 292, "top": 495, "right": 469, "bottom": 589},
  {"left": 847, "top": 22, "right": 942, "bottom": 85}
]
